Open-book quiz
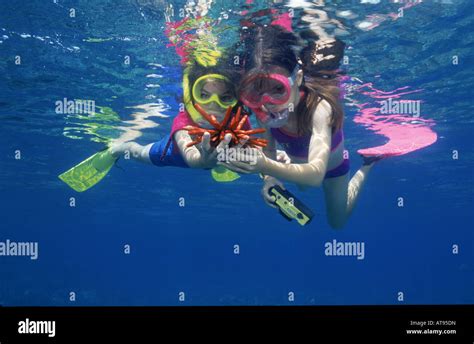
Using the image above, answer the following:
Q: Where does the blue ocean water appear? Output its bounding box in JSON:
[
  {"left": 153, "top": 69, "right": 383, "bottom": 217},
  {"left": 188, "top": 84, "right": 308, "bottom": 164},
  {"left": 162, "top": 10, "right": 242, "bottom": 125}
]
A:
[{"left": 0, "top": 0, "right": 473, "bottom": 306}]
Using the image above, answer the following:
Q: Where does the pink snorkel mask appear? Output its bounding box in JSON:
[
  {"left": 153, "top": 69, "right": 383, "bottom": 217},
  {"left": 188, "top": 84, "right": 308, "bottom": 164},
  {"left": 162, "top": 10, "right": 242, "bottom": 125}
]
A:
[{"left": 240, "top": 66, "right": 299, "bottom": 127}]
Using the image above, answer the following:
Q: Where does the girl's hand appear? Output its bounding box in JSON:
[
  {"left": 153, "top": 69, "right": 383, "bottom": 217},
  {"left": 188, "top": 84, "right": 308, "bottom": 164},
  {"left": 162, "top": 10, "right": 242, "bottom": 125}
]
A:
[
  {"left": 195, "top": 132, "right": 233, "bottom": 168},
  {"left": 217, "top": 147, "right": 268, "bottom": 174},
  {"left": 276, "top": 150, "right": 291, "bottom": 164},
  {"left": 261, "top": 176, "right": 285, "bottom": 208}
]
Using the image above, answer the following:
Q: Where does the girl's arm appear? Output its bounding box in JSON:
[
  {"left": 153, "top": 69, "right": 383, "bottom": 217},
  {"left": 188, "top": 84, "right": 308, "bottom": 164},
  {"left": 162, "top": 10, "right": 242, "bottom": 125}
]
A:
[
  {"left": 259, "top": 100, "right": 333, "bottom": 187},
  {"left": 109, "top": 130, "right": 232, "bottom": 169}
]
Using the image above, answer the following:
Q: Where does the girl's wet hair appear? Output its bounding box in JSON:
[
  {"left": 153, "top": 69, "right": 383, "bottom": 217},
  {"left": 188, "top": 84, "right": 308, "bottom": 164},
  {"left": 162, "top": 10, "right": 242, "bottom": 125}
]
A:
[
  {"left": 240, "top": 24, "right": 345, "bottom": 135},
  {"left": 240, "top": 25, "right": 299, "bottom": 75},
  {"left": 300, "top": 38, "right": 346, "bottom": 75}
]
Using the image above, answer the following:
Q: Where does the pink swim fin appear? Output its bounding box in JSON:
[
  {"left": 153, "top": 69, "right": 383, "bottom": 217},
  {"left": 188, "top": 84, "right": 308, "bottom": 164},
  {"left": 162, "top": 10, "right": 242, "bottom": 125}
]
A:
[{"left": 357, "top": 123, "right": 438, "bottom": 158}]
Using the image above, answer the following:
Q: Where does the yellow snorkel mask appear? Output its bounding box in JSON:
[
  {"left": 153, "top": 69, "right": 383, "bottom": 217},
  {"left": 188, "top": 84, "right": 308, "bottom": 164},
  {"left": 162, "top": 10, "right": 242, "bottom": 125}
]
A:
[
  {"left": 183, "top": 70, "right": 237, "bottom": 125},
  {"left": 192, "top": 74, "right": 237, "bottom": 109}
]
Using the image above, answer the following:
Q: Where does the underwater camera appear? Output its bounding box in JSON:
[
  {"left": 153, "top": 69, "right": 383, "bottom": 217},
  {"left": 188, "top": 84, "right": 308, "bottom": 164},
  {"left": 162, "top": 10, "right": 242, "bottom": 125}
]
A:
[{"left": 269, "top": 185, "right": 314, "bottom": 226}]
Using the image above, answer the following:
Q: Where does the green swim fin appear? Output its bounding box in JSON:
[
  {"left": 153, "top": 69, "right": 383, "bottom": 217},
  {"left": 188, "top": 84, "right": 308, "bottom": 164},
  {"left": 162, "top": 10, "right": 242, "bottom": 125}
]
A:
[
  {"left": 59, "top": 149, "right": 118, "bottom": 192},
  {"left": 211, "top": 166, "right": 240, "bottom": 182}
]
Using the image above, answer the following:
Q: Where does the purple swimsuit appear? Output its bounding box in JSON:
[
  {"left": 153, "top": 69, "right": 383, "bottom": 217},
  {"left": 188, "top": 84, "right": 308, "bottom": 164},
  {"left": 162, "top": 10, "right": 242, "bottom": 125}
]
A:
[{"left": 270, "top": 127, "right": 350, "bottom": 179}]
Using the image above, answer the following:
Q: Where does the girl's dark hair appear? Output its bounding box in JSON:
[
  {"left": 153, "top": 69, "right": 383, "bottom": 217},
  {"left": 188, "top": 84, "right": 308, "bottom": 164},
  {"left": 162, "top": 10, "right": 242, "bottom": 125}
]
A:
[{"left": 240, "top": 25, "right": 345, "bottom": 135}]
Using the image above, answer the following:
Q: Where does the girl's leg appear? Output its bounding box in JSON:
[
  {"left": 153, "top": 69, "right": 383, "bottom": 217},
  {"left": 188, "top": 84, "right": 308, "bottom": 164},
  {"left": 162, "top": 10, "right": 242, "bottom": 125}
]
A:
[
  {"left": 109, "top": 141, "right": 153, "bottom": 164},
  {"left": 322, "top": 164, "right": 374, "bottom": 229}
]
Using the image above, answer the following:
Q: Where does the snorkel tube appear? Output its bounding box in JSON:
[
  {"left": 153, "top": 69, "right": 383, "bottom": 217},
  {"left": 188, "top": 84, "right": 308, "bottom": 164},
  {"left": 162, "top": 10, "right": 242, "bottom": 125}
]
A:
[{"left": 182, "top": 67, "right": 203, "bottom": 124}]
